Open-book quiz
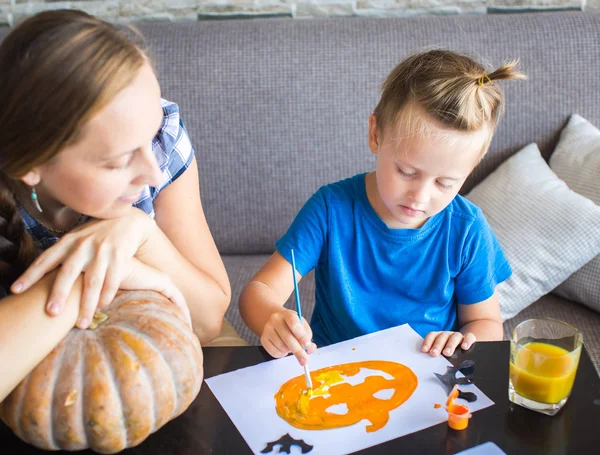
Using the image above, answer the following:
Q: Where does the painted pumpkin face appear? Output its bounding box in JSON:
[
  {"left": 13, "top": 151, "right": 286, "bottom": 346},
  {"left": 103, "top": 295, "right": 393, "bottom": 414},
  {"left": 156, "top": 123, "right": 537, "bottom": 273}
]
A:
[{"left": 274, "top": 360, "right": 418, "bottom": 432}]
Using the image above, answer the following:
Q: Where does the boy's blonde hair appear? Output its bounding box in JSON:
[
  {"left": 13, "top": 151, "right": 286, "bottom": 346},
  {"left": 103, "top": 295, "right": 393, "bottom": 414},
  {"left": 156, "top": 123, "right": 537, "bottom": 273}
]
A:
[{"left": 373, "top": 50, "right": 526, "bottom": 144}]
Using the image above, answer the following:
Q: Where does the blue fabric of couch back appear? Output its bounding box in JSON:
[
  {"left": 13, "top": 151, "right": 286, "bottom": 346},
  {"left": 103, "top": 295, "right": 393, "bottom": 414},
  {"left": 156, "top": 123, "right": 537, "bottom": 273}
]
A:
[{"left": 2, "top": 12, "right": 599, "bottom": 254}]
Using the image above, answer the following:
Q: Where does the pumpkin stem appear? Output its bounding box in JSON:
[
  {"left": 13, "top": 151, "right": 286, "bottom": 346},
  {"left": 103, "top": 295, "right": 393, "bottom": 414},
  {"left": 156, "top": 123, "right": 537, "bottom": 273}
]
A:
[{"left": 88, "top": 311, "right": 108, "bottom": 330}]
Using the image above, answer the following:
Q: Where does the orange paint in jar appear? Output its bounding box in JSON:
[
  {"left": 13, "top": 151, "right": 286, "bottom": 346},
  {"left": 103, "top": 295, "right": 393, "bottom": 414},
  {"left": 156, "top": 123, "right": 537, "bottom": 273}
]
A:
[
  {"left": 447, "top": 403, "right": 471, "bottom": 430},
  {"left": 445, "top": 385, "right": 472, "bottom": 430}
]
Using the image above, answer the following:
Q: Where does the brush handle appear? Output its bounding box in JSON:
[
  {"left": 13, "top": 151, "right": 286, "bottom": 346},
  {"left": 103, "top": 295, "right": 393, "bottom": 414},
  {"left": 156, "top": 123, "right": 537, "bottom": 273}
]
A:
[
  {"left": 290, "top": 249, "right": 303, "bottom": 320},
  {"left": 291, "top": 249, "right": 312, "bottom": 390},
  {"left": 303, "top": 365, "right": 313, "bottom": 389}
]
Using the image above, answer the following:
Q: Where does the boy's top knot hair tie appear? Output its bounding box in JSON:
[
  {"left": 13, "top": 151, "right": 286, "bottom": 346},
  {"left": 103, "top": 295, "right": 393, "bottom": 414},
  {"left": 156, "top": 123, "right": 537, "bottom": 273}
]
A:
[{"left": 477, "top": 75, "right": 492, "bottom": 86}]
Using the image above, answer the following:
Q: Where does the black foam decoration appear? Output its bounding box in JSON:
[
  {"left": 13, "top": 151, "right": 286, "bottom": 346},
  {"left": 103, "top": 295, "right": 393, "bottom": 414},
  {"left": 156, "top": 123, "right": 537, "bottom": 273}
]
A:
[
  {"left": 261, "top": 433, "right": 314, "bottom": 454},
  {"left": 434, "top": 360, "right": 478, "bottom": 402}
]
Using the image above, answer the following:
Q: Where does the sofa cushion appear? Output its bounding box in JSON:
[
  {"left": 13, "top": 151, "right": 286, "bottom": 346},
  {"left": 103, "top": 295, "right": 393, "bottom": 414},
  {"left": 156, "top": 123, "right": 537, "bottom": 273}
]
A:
[
  {"left": 549, "top": 115, "right": 600, "bottom": 314},
  {"left": 466, "top": 143, "right": 600, "bottom": 321},
  {"left": 129, "top": 13, "right": 600, "bottom": 255},
  {"left": 503, "top": 294, "right": 600, "bottom": 376}
]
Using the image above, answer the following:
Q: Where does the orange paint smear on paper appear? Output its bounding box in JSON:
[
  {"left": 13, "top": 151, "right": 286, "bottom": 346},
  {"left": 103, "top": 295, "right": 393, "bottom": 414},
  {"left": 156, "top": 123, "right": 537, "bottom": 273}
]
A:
[{"left": 274, "top": 360, "right": 418, "bottom": 432}]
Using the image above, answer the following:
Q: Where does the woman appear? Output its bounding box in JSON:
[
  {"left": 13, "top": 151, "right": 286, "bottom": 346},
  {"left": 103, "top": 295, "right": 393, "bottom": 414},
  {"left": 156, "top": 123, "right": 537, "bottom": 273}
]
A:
[{"left": 0, "top": 10, "right": 234, "bottom": 401}]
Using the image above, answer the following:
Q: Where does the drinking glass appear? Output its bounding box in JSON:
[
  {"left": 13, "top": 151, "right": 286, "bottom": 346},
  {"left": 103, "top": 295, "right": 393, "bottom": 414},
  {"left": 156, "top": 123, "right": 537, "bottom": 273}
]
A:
[{"left": 509, "top": 318, "right": 582, "bottom": 416}]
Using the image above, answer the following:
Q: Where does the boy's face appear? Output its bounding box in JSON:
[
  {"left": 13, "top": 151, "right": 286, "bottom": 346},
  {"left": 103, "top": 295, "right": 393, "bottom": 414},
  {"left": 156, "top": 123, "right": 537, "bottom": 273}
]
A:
[{"left": 368, "top": 104, "right": 490, "bottom": 229}]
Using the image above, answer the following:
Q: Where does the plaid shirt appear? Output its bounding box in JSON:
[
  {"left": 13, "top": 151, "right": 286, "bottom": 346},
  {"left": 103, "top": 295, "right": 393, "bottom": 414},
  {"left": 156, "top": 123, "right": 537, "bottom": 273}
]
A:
[{"left": 20, "top": 99, "right": 195, "bottom": 252}]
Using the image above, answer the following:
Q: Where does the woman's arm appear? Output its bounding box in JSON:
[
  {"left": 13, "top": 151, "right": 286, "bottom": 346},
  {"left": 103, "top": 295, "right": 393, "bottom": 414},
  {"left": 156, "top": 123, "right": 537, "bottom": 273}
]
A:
[
  {"left": 0, "top": 272, "right": 81, "bottom": 402},
  {"left": 143, "top": 157, "right": 231, "bottom": 345},
  {"left": 9, "top": 157, "right": 226, "bottom": 343},
  {"left": 0, "top": 256, "right": 190, "bottom": 402}
]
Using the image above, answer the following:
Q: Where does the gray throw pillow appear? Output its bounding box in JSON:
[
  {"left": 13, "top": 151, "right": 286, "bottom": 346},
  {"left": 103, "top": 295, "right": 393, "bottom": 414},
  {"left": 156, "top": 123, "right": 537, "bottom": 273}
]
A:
[
  {"left": 549, "top": 115, "right": 600, "bottom": 313},
  {"left": 466, "top": 143, "right": 600, "bottom": 321}
]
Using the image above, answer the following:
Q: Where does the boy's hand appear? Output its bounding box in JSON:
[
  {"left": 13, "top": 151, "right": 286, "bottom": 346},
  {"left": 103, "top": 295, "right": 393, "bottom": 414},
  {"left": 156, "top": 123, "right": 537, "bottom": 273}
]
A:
[
  {"left": 421, "top": 331, "right": 476, "bottom": 357},
  {"left": 261, "top": 309, "right": 317, "bottom": 365}
]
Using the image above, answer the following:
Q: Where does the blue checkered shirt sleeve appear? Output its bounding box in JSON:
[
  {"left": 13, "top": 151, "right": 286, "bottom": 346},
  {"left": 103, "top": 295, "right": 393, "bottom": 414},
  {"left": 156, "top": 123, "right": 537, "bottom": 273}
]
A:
[{"left": 133, "top": 98, "right": 195, "bottom": 218}]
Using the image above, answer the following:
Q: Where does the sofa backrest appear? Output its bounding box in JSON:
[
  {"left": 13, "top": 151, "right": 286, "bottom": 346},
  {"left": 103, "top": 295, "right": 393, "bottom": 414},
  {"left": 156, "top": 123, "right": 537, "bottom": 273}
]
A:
[{"left": 1, "top": 12, "right": 599, "bottom": 255}]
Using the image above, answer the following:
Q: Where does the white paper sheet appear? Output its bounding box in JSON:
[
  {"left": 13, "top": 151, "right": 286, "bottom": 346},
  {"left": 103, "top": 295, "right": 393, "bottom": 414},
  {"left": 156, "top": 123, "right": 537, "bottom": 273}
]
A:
[
  {"left": 455, "top": 442, "right": 506, "bottom": 455},
  {"left": 205, "top": 324, "right": 494, "bottom": 455}
]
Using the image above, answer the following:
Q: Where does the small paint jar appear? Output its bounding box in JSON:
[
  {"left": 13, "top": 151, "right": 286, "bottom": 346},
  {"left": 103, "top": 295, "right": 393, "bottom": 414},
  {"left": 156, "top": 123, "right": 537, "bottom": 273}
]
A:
[{"left": 446, "top": 403, "right": 472, "bottom": 430}]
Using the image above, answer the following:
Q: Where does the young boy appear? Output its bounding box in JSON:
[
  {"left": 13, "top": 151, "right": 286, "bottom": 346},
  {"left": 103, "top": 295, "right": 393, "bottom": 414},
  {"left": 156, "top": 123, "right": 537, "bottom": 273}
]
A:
[{"left": 240, "top": 50, "right": 525, "bottom": 366}]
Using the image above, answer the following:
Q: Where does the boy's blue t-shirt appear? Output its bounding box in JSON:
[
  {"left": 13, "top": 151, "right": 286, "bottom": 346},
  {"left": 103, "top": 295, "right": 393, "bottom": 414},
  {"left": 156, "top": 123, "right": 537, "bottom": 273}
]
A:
[{"left": 275, "top": 173, "right": 512, "bottom": 347}]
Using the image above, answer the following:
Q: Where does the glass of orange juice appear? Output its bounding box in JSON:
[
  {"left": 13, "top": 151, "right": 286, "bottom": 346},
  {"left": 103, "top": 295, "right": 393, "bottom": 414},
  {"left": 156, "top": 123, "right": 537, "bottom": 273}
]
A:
[{"left": 509, "top": 318, "right": 583, "bottom": 416}]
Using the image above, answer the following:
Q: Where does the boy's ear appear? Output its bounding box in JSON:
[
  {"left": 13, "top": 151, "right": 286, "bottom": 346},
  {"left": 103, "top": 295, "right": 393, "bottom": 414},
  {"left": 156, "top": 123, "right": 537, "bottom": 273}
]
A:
[
  {"left": 368, "top": 114, "right": 380, "bottom": 155},
  {"left": 20, "top": 169, "right": 41, "bottom": 187}
]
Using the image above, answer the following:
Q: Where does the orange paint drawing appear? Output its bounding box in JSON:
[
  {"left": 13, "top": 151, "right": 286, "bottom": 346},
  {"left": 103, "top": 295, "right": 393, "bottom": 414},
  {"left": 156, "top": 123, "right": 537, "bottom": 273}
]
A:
[{"left": 274, "top": 360, "right": 418, "bottom": 432}]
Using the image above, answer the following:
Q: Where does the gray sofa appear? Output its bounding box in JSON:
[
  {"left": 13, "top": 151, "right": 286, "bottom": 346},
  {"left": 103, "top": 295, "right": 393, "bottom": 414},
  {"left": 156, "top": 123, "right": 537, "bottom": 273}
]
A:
[{"left": 2, "top": 12, "right": 599, "bottom": 373}]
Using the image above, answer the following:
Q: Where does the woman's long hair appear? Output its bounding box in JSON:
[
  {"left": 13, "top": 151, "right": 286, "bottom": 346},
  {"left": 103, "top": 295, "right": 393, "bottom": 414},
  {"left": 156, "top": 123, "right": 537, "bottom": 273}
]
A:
[{"left": 0, "top": 10, "right": 147, "bottom": 290}]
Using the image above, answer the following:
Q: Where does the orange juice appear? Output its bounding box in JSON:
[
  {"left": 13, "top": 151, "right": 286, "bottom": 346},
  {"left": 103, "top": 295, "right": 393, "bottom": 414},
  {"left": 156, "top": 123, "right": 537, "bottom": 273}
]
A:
[{"left": 509, "top": 342, "right": 579, "bottom": 404}]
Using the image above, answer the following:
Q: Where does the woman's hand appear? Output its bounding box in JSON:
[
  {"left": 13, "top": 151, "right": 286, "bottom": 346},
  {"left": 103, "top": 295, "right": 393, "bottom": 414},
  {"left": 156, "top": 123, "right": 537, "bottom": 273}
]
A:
[
  {"left": 119, "top": 258, "right": 191, "bottom": 327},
  {"left": 261, "top": 308, "right": 317, "bottom": 365},
  {"left": 421, "top": 331, "right": 476, "bottom": 357},
  {"left": 10, "top": 208, "right": 156, "bottom": 327}
]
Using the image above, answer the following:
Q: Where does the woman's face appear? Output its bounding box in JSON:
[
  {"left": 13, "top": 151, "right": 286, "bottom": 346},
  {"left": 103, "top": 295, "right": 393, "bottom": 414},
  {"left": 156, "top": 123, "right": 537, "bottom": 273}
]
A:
[{"left": 27, "top": 62, "right": 164, "bottom": 219}]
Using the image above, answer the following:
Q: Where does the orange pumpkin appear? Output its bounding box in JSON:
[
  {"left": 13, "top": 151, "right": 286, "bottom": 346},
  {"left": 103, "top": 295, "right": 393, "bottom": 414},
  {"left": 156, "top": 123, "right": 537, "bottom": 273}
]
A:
[{"left": 0, "top": 290, "right": 203, "bottom": 454}]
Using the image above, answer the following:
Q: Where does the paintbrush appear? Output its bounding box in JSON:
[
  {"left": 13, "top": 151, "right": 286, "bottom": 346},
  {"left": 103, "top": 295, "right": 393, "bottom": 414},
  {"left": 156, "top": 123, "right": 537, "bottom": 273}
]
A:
[{"left": 290, "top": 249, "right": 313, "bottom": 390}]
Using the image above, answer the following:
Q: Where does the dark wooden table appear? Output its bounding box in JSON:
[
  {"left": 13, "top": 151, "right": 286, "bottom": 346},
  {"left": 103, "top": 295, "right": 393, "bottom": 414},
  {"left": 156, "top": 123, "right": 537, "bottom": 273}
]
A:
[{"left": 2, "top": 342, "right": 600, "bottom": 454}]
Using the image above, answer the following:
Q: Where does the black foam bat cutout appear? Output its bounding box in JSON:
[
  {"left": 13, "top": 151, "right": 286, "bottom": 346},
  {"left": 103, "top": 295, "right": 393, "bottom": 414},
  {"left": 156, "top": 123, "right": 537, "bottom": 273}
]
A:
[
  {"left": 261, "top": 433, "right": 314, "bottom": 454},
  {"left": 434, "top": 360, "right": 478, "bottom": 402}
]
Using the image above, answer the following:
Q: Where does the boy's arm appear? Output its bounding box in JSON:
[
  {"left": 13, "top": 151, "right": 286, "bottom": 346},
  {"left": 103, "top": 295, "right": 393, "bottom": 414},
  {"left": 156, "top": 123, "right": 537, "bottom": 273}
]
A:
[
  {"left": 422, "top": 292, "right": 503, "bottom": 357},
  {"left": 242, "top": 186, "right": 328, "bottom": 361},
  {"left": 458, "top": 291, "right": 503, "bottom": 341},
  {"left": 240, "top": 251, "right": 316, "bottom": 362},
  {"left": 423, "top": 209, "right": 508, "bottom": 357},
  {"left": 240, "top": 251, "right": 300, "bottom": 335}
]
